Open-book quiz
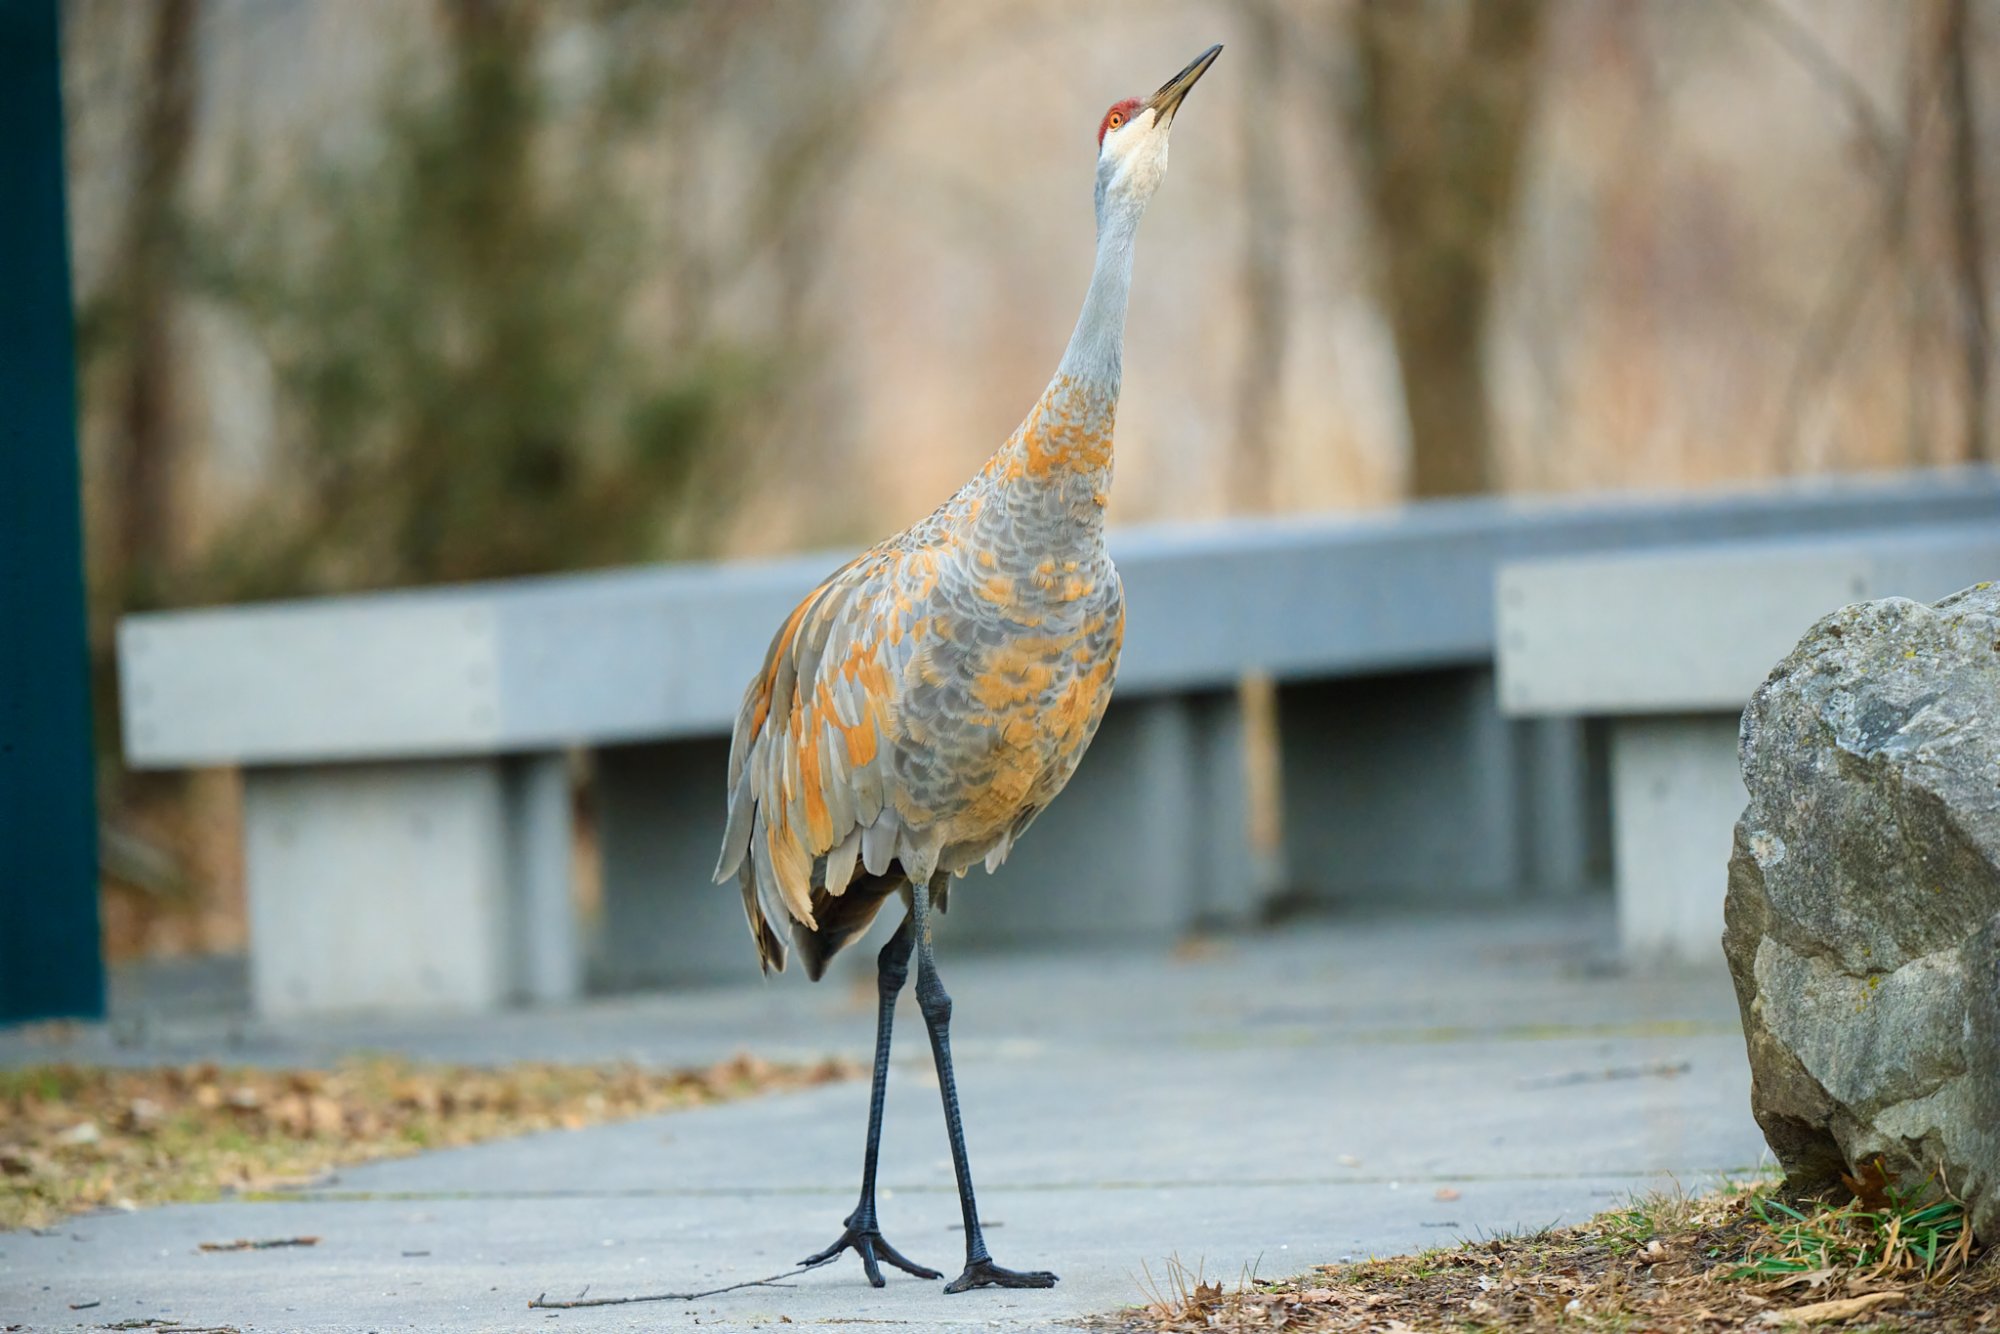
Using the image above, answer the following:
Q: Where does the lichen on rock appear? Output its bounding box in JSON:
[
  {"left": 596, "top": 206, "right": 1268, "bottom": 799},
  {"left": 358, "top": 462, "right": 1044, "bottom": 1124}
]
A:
[{"left": 1724, "top": 582, "right": 2000, "bottom": 1241}]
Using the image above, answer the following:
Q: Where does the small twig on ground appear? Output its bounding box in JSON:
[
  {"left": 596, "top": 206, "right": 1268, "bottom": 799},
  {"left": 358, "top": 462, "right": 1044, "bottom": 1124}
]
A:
[
  {"left": 527, "top": 1256, "right": 830, "bottom": 1309},
  {"left": 198, "top": 1236, "right": 320, "bottom": 1252},
  {"left": 1518, "top": 1059, "right": 1692, "bottom": 1089}
]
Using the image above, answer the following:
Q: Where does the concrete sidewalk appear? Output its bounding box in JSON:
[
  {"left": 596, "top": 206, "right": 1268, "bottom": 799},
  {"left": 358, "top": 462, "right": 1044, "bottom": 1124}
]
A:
[{"left": 2, "top": 904, "right": 1767, "bottom": 1332}]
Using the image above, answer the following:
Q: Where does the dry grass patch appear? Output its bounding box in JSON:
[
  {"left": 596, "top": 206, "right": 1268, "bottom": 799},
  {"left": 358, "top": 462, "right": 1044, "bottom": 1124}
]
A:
[
  {"left": 1107, "top": 1177, "right": 1997, "bottom": 1332},
  {"left": 0, "top": 1052, "right": 858, "bottom": 1230}
]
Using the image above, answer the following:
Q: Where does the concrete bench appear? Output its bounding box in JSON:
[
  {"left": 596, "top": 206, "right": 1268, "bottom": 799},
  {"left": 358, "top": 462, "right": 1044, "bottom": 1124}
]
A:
[
  {"left": 1495, "top": 523, "right": 2000, "bottom": 966},
  {"left": 118, "top": 467, "right": 2000, "bottom": 1014}
]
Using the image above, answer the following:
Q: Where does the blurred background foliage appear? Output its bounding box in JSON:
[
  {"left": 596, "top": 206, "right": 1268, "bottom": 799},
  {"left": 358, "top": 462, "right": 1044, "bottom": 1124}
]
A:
[
  {"left": 59, "top": 0, "right": 1999, "bottom": 957},
  {"left": 192, "top": 0, "right": 752, "bottom": 595}
]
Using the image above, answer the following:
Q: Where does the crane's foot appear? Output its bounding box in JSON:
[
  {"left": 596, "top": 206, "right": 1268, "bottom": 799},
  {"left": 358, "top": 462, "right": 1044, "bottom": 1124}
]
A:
[
  {"left": 943, "top": 1258, "right": 1060, "bottom": 1294},
  {"left": 802, "top": 1221, "right": 942, "bottom": 1288}
]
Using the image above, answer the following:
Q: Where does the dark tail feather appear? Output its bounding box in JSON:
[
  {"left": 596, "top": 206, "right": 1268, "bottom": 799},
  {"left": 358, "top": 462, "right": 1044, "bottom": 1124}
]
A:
[
  {"left": 794, "top": 873, "right": 903, "bottom": 981},
  {"left": 739, "top": 870, "right": 787, "bottom": 974}
]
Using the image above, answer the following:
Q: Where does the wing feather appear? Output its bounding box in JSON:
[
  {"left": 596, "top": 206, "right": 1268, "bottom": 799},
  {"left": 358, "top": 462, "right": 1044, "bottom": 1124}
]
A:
[
  {"left": 823, "top": 827, "right": 861, "bottom": 900},
  {"left": 819, "top": 715, "right": 854, "bottom": 838},
  {"left": 860, "top": 810, "right": 899, "bottom": 876},
  {"left": 714, "top": 552, "right": 912, "bottom": 972}
]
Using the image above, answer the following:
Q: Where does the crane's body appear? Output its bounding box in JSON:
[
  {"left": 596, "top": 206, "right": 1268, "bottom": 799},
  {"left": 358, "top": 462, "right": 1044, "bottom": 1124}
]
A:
[
  {"left": 717, "top": 371, "right": 1126, "bottom": 979},
  {"left": 712, "top": 45, "right": 1220, "bottom": 1296}
]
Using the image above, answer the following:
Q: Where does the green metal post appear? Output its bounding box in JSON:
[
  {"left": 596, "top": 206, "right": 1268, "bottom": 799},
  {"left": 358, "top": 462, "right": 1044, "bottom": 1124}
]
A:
[{"left": 1, "top": 0, "right": 107, "bottom": 1023}]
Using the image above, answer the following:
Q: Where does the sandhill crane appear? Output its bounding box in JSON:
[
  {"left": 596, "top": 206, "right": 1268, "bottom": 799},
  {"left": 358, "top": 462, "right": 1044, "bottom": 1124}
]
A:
[{"left": 714, "top": 45, "right": 1221, "bottom": 1294}]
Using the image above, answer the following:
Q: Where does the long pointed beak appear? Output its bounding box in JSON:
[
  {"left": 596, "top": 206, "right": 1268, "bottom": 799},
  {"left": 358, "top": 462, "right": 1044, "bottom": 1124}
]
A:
[{"left": 1146, "top": 44, "right": 1222, "bottom": 126}]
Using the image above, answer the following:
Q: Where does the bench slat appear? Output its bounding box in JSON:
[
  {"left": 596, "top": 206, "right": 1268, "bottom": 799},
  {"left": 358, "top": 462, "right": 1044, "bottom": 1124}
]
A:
[
  {"left": 120, "top": 470, "right": 2000, "bottom": 767},
  {"left": 1497, "top": 524, "right": 2000, "bottom": 716}
]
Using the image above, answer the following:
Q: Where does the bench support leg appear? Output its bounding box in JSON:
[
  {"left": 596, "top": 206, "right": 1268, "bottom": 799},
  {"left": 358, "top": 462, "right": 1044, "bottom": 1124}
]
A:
[
  {"left": 242, "top": 754, "right": 576, "bottom": 1016},
  {"left": 1607, "top": 715, "right": 1742, "bottom": 966},
  {"left": 593, "top": 737, "right": 743, "bottom": 989},
  {"left": 1279, "top": 668, "right": 1603, "bottom": 904},
  {"left": 504, "top": 753, "right": 581, "bottom": 1005},
  {"left": 948, "top": 694, "right": 1195, "bottom": 948},
  {"left": 950, "top": 691, "right": 1263, "bottom": 949},
  {"left": 1188, "top": 688, "right": 1279, "bottom": 927},
  {"left": 1520, "top": 716, "right": 1609, "bottom": 898}
]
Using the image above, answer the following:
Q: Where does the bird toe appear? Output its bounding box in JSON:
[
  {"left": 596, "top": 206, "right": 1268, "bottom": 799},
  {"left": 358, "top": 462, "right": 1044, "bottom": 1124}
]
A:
[
  {"left": 943, "top": 1259, "right": 1060, "bottom": 1293},
  {"left": 802, "top": 1225, "right": 939, "bottom": 1285}
]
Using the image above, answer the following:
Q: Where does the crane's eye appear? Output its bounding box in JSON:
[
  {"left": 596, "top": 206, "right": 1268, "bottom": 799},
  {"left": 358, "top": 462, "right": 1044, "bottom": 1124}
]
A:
[{"left": 1098, "top": 100, "right": 1141, "bottom": 145}]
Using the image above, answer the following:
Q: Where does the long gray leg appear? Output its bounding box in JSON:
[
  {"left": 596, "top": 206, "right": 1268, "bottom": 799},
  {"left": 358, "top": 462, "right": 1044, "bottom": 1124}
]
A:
[
  {"left": 910, "top": 875, "right": 1058, "bottom": 1294},
  {"left": 801, "top": 913, "right": 942, "bottom": 1286}
]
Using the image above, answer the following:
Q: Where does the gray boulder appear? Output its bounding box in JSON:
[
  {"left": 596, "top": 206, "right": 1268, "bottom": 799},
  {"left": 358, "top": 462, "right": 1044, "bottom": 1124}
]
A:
[{"left": 1724, "top": 581, "right": 2000, "bottom": 1240}]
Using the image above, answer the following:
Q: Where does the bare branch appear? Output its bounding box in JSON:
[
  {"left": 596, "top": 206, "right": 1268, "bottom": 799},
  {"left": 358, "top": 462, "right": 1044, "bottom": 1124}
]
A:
[
  {"left": 526, "top": 1256, "right": 831, "bottom": 1310},
  {"left": 1766, "top": 45, "right": 1943, "bottom": 469},
  {"left": 1940, "top": 0, "right": 1990, "bottom": 463},
  {"left": 1730, "top": 0, "right": 1896, "bottom": 171},
  {"left": 1232, "top": 0, "right": 1290, "bottom": 512}
]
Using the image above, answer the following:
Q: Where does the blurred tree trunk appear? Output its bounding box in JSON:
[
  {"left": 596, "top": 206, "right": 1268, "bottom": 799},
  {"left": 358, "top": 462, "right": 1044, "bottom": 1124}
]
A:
[
  {"left": 407, "top": 0, "right": 555, "bottom": 582},
  {"left": 1940, "top": 0, "right": 1991, "bottom": 463},
  {"left": 1342, "top": 0, "right": 1548, "bottom": 498},
  {"left": 1233, "top": 0, "right": 1289, "bottom": 512},
  {"left": 110, "top": 0, "right": 198, "bottom": 605}
]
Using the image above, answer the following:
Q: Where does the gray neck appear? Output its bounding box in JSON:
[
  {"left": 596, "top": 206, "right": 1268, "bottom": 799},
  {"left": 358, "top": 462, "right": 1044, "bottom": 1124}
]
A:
[{"left": 1054, "top": 198, "right": 1140, "bottom": 393}]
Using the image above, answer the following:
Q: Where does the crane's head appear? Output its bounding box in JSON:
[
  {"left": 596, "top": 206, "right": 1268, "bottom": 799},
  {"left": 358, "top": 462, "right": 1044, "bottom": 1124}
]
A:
[{"left": 1094, "top": 44, "right": 1221, "bottom": 228}]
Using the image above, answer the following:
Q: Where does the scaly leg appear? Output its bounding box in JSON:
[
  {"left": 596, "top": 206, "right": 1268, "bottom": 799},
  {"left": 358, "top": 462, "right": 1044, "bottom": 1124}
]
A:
[
  {"left": 910, "top": 876, "right": 1058, "bottom": 1294},
  {"left": 801, "top": 913, "right": 942, "bottom": 1286}
]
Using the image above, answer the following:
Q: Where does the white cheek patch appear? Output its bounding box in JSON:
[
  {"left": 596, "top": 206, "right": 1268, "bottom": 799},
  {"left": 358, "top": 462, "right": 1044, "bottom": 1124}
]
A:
[
  {"left": 1101, "top": 110, "right": 1169, "bottom": 195},
  {"left": 1103, "top": 109, "right": 1156, "bottom": 162}
]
